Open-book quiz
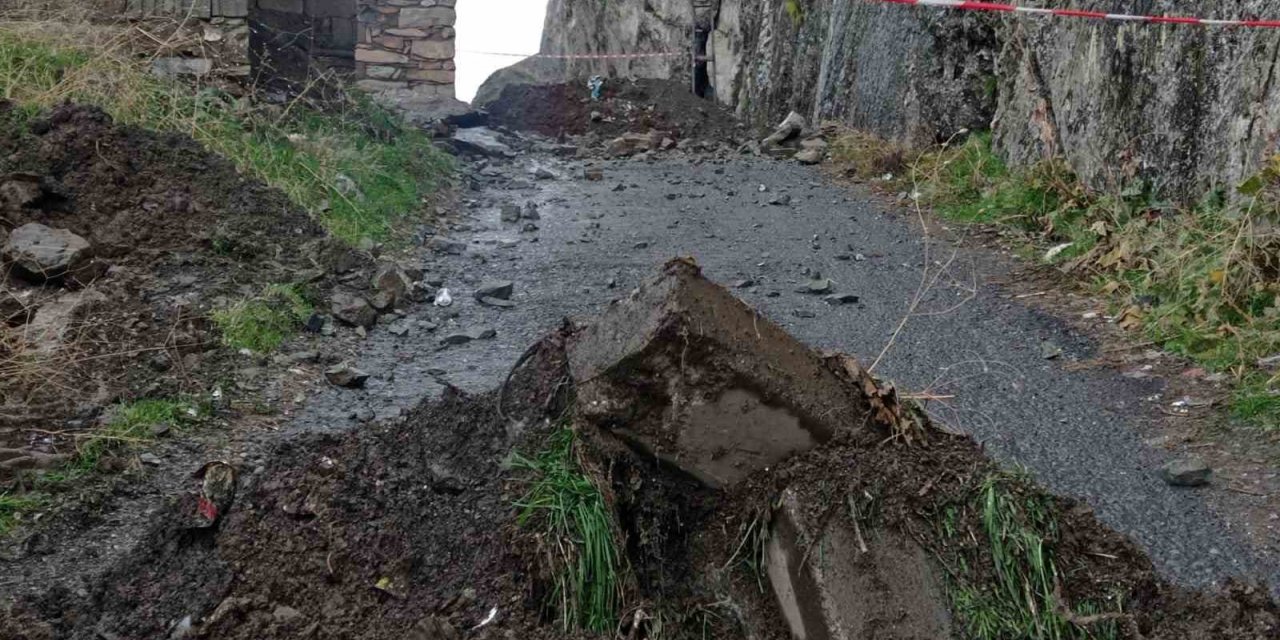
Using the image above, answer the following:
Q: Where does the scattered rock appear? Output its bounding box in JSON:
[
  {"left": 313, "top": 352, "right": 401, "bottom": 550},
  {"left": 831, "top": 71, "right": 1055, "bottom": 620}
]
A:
[
  {"left": 823, "top": 293, "right": 859, "bottom": 305},
  {"left": 500, "top": 203, "right": 521, "bottom": 222},
  {"left": 330, "top": 293, "right": 377, "bottom": 328},
  {"left": 139, "top": 453, "right": 162, "bottom": 466},
  {"left": 795, "top": 146, "right": 825, "bottom": 165},
  {"left": 1258, "top": 354, "right": 1280, "bottom": 371},
  {"left": 4, "top": 223, "right": 100, "bottom": 285},
  {"left": 451, "top": 127, "right": 512, "bottom": 157},
  {"left": 1040, "top": 342, "right": 1064, "bottom": 360},
  {"left": 439, "top": 327, "right": 497, "bottom": 346},
  {"left": 799, "top": 279, "right": 833, "bottom": 294},
  {"left": 150, "top": 57, "right": 213, "bottom": 79},
  {"left": 762, "top": 111, "right": 806, "bottom": 147},
  {"left": 733, "top": 278, "right": 755, "bottom": 288},
  {"left": 521, "top": 222, "right": 539, "bottom": 233},
  {"left": 0, "top": 172, "right": 45, "bottom": 207},
  {"left": 584, "top": 168, "right": 605, "bottom": 181},
  {"left": 370, "top": 264, "right": 414, "bottom": 309},
  {"left": 478, "top": 297, "right": 517, "bottom": 308},
  {"left": 272, "top": 605, "right": 303, "bottom": 623},
  {"left": 1160, "top": 457, "right": 1212, "bottom": 487},
  {"left": 410, "top": 617, "right": 460, "bottom": 640},
  {"left": 325, "top": 363, "right": 370, "bottom": 388},
  {"left": 522, "top": 202, "right": 540, "bottom": 220},
  {"left": 474, "top": 280, "right": 514, "bottom": 301},
  {"left": 427, "top": 236, "right": 467, "bottom": 255},
  {"left": 530, "top": 166, "right": 555, "bottom": 180},
  {"left": 434, "top": 288, "right": 453, "bottom": 307},
  {"left": 768, "top": 194, "right": 792, "bottom": 206}
]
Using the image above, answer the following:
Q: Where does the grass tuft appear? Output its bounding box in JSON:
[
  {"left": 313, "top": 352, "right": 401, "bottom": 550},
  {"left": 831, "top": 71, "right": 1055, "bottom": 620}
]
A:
[
  {"left": 0, "top": 491, "right": 43, "bottom": 536},
  {"left": 510, "top": 428, "right": 622, "bottom": 633},
  {"left": 212, "top": 283, "right": 313, "bottom": 353},
  {"left": 833, "top": 129, "right": 1280, "bottom": 429},
  {"left": 946, "top": 473, "right": 1120, "bottom": 640},
  {"left": 0, "top": 20, "right": 453, "bottom": 244},
  {"left": 47, "top": 397, "right": 204, "bottom": 482}
]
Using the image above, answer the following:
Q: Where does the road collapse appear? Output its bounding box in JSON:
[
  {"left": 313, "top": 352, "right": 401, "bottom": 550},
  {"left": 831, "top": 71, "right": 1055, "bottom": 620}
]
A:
[{"left": 4, "top": 259, "right": 1277, "bottom": 639}]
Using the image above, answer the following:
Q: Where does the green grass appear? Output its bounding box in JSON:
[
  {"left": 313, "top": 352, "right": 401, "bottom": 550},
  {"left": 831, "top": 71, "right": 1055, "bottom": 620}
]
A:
[
  {"left": 72, "top": 398, "right": 201, "bottom": 475},
  {"left": 895, "top": 132, "right": 1280, "bottom": 429},
  {"left": 0, "top": 23, "right": 453, "bottom": 244},
  {"left": 212, "top": 283, "right": 313, "bottom": 353},
  {"left": 946, "top": 474, "right": 1119, "bottom": 640},
  {"left": 2, "top": 397, "right": 203, "bottom": 535},
  {"left": 510, "top": 428, "right": 622, "bottom": 633},
  {"left": 0, "top": 491, "right": 44, "bottom": 536}
]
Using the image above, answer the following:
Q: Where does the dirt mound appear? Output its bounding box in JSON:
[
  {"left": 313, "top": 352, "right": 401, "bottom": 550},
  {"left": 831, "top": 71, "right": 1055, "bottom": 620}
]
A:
[
  {"left": 484, "top": 79, "right": 746, "bottom": 142},
  {"left": 3, "top": 262, "right": 1278, "bottom": 639},
  {"left": 1, "top": 332, "right": 573, "bottom": 640},
  {"left": 0, "top": 102, "right": 329, "bottom": 478}
]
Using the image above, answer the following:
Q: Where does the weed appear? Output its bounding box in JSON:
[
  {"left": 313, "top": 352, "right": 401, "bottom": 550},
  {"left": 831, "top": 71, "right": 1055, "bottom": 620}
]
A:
[
  {"left": 0, "top": 491, "right": 43, "bottom": 536},
  {"left": 0, "top": 21, "right": 453, "bottom": 244},
  {"left": 55, "top": 397, "right": 203, "bottom": 480},
  {"left": 1232, "top": 375, "right": 1280, "bottom": 431},
  {"left": 510, "top": 428, "right": 622, "bottom": 633},
  {"left": 212, "top": 283, "right": 313, "bottom": 353},
  {"left": 944, "top": 473, "right": 1120, "bottom": 640},
  {"left": 865, "top": 129, "right": 1280, "bottom": 429},
  {"left": 828, "top": 128, "right": 908, "bottom": 180}
]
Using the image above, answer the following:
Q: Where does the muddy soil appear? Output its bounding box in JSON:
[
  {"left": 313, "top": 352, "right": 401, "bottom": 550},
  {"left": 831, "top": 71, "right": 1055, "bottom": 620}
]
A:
[
  {"left": 485, "top": 79, "right": 747, "bottom": 142},
  {"left": 0, "top": 332, "right": 575, "bottom": 640},
  {"left": 2, "top": 264, "right": 1277, "bottom": 639},
  {"left": 0, "top": 102, "right": 338, "bottom": 477}
]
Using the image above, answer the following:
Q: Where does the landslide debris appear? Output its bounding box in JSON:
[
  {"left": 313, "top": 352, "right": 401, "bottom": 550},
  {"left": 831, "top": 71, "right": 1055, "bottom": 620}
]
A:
[
  {"left": 2, "top": 261, "right": 1277, "bottom": 639},
  {"left": 484, "top": 78, "right": 745, "bottom": 145}
]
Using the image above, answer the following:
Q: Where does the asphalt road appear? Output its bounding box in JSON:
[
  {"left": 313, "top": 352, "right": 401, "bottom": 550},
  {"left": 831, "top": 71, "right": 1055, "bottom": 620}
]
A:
[{"left": 292, "top": 151, "right": 1275, "bottom": 594}]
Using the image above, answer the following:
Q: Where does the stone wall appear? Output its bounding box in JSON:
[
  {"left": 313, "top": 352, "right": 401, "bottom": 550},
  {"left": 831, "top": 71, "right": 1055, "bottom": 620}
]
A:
[
  {"left": 355, "top": 0, "right": 457, "bottom": 102},
  {"left": 124, "top": 0, "right": 252, "bottom": 77}
]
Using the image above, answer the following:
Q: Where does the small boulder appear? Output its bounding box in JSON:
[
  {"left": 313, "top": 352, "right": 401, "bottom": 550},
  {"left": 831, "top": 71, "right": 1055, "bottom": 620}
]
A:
[
  {"left": 795, "top": 144, "right": 825, "bottom": 165},
  {"left": 522, "top": 202, "right": 540, "bottom": 220},
  {"left": 427, "top": 236, "right": 467, "bottom": 255},
  {"left": 325, "top": 362, "right": 370, "bottom": 388},
  {"left": 1160, "top": 457, "right": 1212, "bottom": 487},
  {"left": 370, "top": 264, "right": 414, "bottom": 309},
  {"left": 331, "top": 293, "right": 377, "bottom": 328},
  {"left": 4, "top": 223, "right": 100, "bottom": 285},
  {"left": 451, "top": 127, "right": 512, "bottom": 157},
  {"left": 584, "top": 168, "right": 605, "bottom": 181},
  {"left": 762, "top": 111, "right": 806, "bottom": 147},
  {"left": 500, "top": 203, "right": 522, "bottom": 222},
  {"left": 473, "top": 280, "right": 514, "bottom": 301}
]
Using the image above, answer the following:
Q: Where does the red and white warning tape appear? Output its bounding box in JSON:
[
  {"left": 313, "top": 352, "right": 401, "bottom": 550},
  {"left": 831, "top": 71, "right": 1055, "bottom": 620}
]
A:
[
  {"left": 459, "top": 50, "right": 685, "bottom": 60},
  {"left": 877, "top": 0, "right": 1280, "bottom": 28}
]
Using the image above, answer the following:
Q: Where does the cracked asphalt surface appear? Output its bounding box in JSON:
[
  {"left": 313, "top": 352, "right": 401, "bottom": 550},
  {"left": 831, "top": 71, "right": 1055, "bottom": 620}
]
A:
[{"left": 293, "top": 151, "right": 1277, "bottom": 594}]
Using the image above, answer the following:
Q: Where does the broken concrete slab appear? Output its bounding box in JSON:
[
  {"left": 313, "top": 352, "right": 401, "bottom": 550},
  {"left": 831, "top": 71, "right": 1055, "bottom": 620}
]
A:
[
  {"left": 766, "top": 489, "right": 953, "bottom": 640},
  {"left": 567, "top": 258, "right": 877, "bottom": 488}
]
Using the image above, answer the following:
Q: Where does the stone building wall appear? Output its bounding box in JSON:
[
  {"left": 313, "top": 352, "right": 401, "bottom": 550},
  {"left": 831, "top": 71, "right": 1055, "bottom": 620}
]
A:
[
  {"left": 118, "top": 0, "right": 459, "bottom": 108},
  {"left": 124, "top": 0, "right": 253, "bottom": 77},
  {"left": 354, "top": 0, "right": 457, "bottom": 101}
]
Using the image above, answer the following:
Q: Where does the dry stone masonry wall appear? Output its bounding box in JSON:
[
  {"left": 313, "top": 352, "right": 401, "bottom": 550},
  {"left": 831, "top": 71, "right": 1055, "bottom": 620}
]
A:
[{"left": 355, "top": 0, "right": 457, "bottom": 101}]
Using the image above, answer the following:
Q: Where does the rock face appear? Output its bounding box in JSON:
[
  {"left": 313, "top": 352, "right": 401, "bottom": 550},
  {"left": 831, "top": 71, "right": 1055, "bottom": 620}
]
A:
[{"left": 523, "top": 0, "right": 1280, "bottom": 199}]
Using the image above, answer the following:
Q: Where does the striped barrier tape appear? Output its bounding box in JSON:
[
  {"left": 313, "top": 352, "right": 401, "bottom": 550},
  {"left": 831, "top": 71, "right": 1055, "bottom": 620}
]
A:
[
  {"left": 459, "top": 50, "right": 686, "bottom": 60},
  {"left": 877, "top": 0, "right": 1280, "bottom": 28}
]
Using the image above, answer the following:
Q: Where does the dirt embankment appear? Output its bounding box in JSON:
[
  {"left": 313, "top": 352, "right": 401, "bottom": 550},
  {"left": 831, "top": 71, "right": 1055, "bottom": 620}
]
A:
[
  {"left": 3, "top": 261, "right": 1276, "bottom": 639},
  {"left": 0, "top": 102, "right": 336, "bottom": 477}
]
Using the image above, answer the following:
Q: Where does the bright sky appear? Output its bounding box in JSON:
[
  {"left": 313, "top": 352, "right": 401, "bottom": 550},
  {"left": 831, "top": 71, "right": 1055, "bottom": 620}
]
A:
[{"left": 455, "top": 0, "right": 551, "bottom": 103}]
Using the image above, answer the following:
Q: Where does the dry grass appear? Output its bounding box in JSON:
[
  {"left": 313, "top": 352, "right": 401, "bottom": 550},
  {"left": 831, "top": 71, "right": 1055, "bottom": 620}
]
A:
[{"left": 829, "top": 125, "right": 1280, "bottom": 428}]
